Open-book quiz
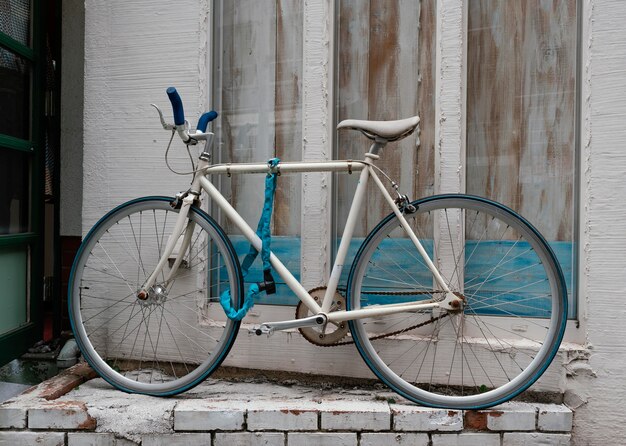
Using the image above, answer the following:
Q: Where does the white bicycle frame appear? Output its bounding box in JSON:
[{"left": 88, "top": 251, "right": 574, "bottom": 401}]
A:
[{"left": 139, "top": 137, "right": 462, "bottom": 328}]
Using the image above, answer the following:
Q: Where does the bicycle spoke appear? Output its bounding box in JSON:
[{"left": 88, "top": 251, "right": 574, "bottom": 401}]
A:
[
  {"left": 70, "top": 199, "right": 240, "bottom": 395},
  {"left": 349, "top": 196, "right": 565, "bottom": 408}
]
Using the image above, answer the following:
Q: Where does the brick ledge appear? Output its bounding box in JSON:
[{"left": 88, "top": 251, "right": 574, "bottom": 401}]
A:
[{"left": 0, "top": 365, "right": 573, "bottom": 445}]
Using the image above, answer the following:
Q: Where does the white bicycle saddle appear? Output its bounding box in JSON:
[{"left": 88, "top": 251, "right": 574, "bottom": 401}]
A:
[{"left": 337, "top": 116, "right": 419, "bottom": 142}]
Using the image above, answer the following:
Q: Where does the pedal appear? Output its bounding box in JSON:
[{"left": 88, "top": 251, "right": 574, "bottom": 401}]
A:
[{"left": 249, "top": 324, "right": 273, "bottom": 336}]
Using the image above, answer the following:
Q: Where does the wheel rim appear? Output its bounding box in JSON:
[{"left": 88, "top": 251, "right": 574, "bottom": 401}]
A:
[
  {"left": 70, "top": 199, "right": 241, "bottom": 395},
  {"left": 348, "top": 195, "right": 567, "bottom": 408}
]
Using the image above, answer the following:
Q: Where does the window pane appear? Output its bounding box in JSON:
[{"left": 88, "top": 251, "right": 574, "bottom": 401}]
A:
[
  {"left": 0, "top": 148, "right": 30, "bottom": 234},
  {"left": 466, "top": 0, "right": 577, "bottom": 317},
  {"left": 0, "top": 246, "right": 28, "bottom": 336},
  {"left": 0, "top": 48, "right": 31, "bottom": 140},
  {"left": 335, "top": 0, "right": 436, "bottom": 278},
  {"left": 213, "top": 0, "right": 302, "bottom": 305},
  {"left": 0, "top": 0, "right": 31, "bottom": 46}
]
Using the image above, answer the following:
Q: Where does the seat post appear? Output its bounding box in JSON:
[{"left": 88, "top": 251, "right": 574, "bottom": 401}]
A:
[{"left": 368, "top": 138, "right": 388, "bottom": 156}]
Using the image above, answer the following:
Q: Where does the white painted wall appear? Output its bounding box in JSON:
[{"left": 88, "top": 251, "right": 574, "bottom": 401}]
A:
[
  {"left": 79, "top": 0, "right": 626, "bottom": 444},
  {"left": 82, "top": 0, "right": 210, "bottom": 231},
  {"left": 568, "top": 0, "right": 626, "bottom": 444},
  {"left": 300, "top": 0, "right": 333, "bottom": 291}
]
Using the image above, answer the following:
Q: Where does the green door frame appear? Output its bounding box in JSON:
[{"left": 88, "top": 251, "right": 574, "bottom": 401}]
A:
[{"left": 0, "top": 1, "right": 46, "bottom": 365}]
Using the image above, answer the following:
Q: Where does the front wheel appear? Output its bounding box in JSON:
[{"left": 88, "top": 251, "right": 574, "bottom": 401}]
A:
[
  {"left": 347, "top": 195, "right": 567, "bottom": 409},
  {"left": 68, "top": 197, "right": 243, "bottom": 396}
]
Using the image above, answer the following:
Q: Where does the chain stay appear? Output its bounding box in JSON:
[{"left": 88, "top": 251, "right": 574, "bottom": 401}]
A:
[{"left": 298, "top": 287, "right": 449, "bottom": 347}]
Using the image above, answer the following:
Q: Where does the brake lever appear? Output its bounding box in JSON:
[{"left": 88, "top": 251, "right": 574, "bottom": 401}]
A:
[{"left": 151, "top": 104, "right": 175, "bottom": 130}]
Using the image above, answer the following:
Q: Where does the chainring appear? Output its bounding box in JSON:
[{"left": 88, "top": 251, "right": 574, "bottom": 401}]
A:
[{"left": 297, "top": 287, "right": 349, "bottom": 346}]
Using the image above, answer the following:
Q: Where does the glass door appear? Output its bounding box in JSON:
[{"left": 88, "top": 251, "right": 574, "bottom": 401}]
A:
[{"left": 0, "top": 0, "right": 44, "bottom": 365}]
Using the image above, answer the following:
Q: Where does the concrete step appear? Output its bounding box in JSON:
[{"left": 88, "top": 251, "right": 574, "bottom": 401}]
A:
[{"left": 0, "top": 364, "right": 573, "bottom": 445}]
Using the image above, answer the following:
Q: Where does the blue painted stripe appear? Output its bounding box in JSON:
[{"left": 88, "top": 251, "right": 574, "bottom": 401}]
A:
[
  {"left": 229, "top": 235, "right": 301, "bottom": 306},
  {"left": 227, "top": 233, "right": 573, "bottom": 319},
  {"left": 345, "top": 194, "right": 569, "bottom": 409}
]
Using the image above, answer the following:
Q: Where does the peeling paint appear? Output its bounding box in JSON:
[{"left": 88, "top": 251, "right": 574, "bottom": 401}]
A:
[
  {"left": 434, "top": 0, "right": 466, "bottom": 195},
  {"left": 570, "top": 1, "right": 626, "bottom": 443},
  {"left": 301, "top": 0, "right": 332, "bottom": 289}
]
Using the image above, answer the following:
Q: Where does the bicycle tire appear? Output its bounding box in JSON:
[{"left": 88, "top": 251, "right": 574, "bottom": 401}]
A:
[
  {"left": 69, "top": 196, "right": 243, "bottom": 396},
  {"left": 347, "top": 194, "right": 567, "bottom": 409}
]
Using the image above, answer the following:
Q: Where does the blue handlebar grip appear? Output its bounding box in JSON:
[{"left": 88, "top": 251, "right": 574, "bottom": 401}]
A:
[
  {"left": 166, "top": 87, "right": 185, "bottom": 126},
  {"left": 197, "top": 111, "right": 219, "bottom": 133}
]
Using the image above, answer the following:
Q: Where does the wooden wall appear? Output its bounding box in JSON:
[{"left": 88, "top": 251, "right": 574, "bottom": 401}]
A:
[
  {"left": 336, "top": 0, "right": 436, "bottom": 238},
  {"left": 213, "top": 1, "right": 303, "bottom": 304},
  {"left": 466, "top": 0, "right": 577, "bottom": 243},
  {"left": 213, "top": 0, "right": 576, "bottom": 306},
  {"left": 215, "top": 0, "right": 302, "bottom": 237}
]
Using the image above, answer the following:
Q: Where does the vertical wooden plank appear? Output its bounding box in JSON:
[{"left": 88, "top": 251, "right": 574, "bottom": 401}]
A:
[
  {"left": 274, "top": 0, "right": 303, "bottom": 237},
  {"left": 466, "top": 0, "right": 576, "bottom": 241},
  {"left": 433, "top": 0, "right": 467, "bottom": 298},
  {"left": 215, "top": 0, "right": 303, "bottom": 304},
  {"left": 519, "top": 1, "right": 576, "bottom": 241},
  {"left": 301, "top": 0, "right": 333, "bottom": 289},
  {"left": 435, "top": 0, "right": 466, "bottom": 196},
  {"left": 336, "top": 0, "right": 370, "bottom": 236},
  {"left": 336, "top": 0, "right": 427, "bottom": 238},
  {"left": 415, "top": 0, "right": 436, "bottom": 201},
  {"left": 219, "top": 0, "right": 277, "bottom": 234},
  {"left": 365, "top": 0, "right": 401, "bottom": 234},
  {"left": 366, "top": 0, "right": 421, "bottom": 231}
]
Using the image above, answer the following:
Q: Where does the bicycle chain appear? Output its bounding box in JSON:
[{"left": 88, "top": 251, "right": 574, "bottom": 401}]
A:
[{"left": 297, "top": 287, "right": 449, "bottom": 347}]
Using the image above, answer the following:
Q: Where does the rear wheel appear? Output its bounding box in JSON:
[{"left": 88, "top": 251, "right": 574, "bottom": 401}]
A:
[
  {"left": 69, "top": 197, "right": 242, "bottom": 396},
  {"left": 347, "top": 195, "right": 567, "bottom": 409}
]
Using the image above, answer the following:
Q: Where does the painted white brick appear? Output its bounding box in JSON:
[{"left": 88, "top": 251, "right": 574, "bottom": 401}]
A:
[
  {"left": 320, "top": 401, "right": 390, "bottom": 431},
  {"left": 0, "top": 406, "right": 26, "bottom": 428},
  {"left": 432, "top": 433, "right": 501, "bottom": 446},
  {"left": 247, "top": 401, "right": 318, "bottom": 431},
  {"left": 174, "top": 400, "right": 245, "bottom": 431},
  {"left": 141, "top": 433, "right": 212, "bottom": 446},
  {"left": 29, "top": 404, "right": 96, "bottom": 430},
  {"left": 114, "top": 439, "right": 138, "bottom": 446},
  {"left": 486, "top": 403, "right": 536, "bottom": 431},
  {"left": 215, "top": 432, "right": 284, "bottom": 446},
  {"left": 68, "top": 433, "right": 116, "bottom": 446},
  {"left": 392, "top": 405, "right": 463, "bottom": 432},
  {"left": 288, "top": 432, "right": 357, "bottom": 446},
  {"left": 361, "top": 432, "right": 430, "bottom": 446},
  {"left": 0, "top": 432, "right": 65, "bottom": 446},
  {"left": 503, "top": 432, "right": 571, "bottom": 445},
  {"left": 537, "top": 405, "right": 573, "bottom": 432}
]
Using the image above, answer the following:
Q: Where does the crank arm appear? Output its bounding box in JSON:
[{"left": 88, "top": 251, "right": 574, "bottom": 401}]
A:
[{"left": 251, "top": 314, "right": 327, "bottom": 336}]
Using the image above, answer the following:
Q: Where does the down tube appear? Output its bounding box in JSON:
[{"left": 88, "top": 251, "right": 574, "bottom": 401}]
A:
[{"left": 199, "top": 176, "right": 322, "bottom": 313}]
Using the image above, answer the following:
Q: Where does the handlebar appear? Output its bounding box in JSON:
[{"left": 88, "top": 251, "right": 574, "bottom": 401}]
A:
[
  {"left": 166, "top": 87, "right": 186, "bottom": 126},
  {"left": 197, "top": 111, "right": 218, "bottom": 133},
  {"left": 165, "top": 87, "right": 219, "bottom": 141}
]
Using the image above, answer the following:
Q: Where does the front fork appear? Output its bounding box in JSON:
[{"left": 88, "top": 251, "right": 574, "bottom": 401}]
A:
[{"left": 136, "top": 193, "right": 197, "bottom": 300}]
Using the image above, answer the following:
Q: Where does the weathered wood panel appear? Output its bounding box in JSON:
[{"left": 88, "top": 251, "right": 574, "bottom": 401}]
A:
[
  {"left": 466, "top": 0, "right": 577, "bottom": 243},
  {"left": 336, "top": 0, "right": 435, "bottom": 238},
  {"left": 274, "top": 1, "right": 303, "bottom": 237},
  {"left": 218, "top": 0, "right": 276, "bottom": 235},
  {"left": 214, "top": 1, "right": 302, "bottom": 304},
  {"left": 216, "top": 0, "right": 302, "bottom": 237}
]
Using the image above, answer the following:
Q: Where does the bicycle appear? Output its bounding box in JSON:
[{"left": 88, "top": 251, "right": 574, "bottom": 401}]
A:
[{"left": 68, "top": 87, "right": 567, "bottom": 409}]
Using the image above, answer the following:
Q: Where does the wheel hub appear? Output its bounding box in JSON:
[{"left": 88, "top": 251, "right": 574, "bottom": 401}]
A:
[{"left": 137, "top": 284, "right": 168, "bottom": 306}]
